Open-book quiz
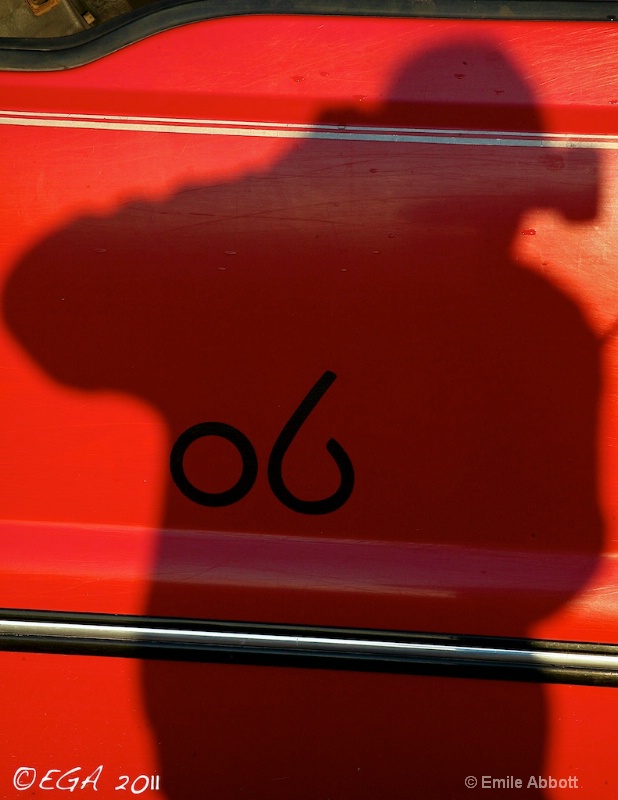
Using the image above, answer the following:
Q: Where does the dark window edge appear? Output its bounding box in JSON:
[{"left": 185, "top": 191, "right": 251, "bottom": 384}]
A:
[{"left": 0, "top": 1, "right": 616, "bottom": 72}]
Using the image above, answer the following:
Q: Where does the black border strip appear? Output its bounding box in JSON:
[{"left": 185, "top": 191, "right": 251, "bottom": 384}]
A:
[
  {"left": 1, "top": 608, "right": 618, "bottom": 686},
  {"left": 0, "top": 1, "right": 616, "bottom": 72}
]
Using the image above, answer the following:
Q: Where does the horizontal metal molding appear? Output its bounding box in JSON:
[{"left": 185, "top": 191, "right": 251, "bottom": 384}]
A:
[
  {"left": 1, "top": 609, "right": 618, "bottom": 686},
  {"left": 1, "top": 111, "right": 617, "bottom": 148},
  {"left": 0, "top": 0, "right": 616, "bottom": 72}
]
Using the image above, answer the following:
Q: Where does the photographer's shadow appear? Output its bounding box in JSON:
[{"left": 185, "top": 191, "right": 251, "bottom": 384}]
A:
[{"left": 4, "top": 39, "right": 603, "bottom": 799}]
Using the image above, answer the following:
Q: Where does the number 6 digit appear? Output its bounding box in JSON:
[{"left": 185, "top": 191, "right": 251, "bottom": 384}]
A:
[{"left": 268, "top": 371, "right": 354, "bottom": 515}]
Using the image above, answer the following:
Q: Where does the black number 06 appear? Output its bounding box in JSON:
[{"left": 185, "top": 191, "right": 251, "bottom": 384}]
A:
[{"left": 169, "top": 371, "right": 354, "bottom": 515}]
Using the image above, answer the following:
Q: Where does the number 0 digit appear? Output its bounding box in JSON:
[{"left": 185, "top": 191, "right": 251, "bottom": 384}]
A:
[{"left": 170, "top": 422, "right": 258, "bottom": 507}]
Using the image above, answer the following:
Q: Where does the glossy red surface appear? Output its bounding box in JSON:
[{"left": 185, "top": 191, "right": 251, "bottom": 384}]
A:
[
  {"left": 0, "top": 12, "right": 617, "bottom": 798},
  {"left": 1, "top": 648, "right": 617, "bottom": 799}
]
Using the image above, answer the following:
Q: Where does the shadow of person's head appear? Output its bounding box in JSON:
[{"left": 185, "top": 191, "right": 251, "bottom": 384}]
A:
[{"left": 3, "top": 40, "right": 599, "bottom": 401}]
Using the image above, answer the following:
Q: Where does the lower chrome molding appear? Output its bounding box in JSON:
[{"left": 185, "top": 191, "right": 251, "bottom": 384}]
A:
[{"left": 1, "top": 609, "right": 617, "bottom": 686}]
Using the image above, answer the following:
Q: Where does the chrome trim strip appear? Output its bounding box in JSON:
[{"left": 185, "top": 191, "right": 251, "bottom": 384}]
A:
[
  {"left": 0, "top": 110, "right": 616, "bottom": 149},
  {"left": 3, "top": 618, "right": 618, "bottom": 673}
]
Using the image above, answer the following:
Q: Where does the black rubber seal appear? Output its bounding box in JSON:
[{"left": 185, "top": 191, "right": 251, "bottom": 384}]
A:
[{"left": 0, "top": 1, "right": 616, "bottom": 72}]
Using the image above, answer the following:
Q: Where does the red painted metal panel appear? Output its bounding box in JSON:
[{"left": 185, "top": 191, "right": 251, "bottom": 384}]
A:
[
  {"left": 2, "top": 650, "right": 618, "bottom": 798},
  {"left": 0, "top": 12, "right": 616, "bottom": 798}
]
